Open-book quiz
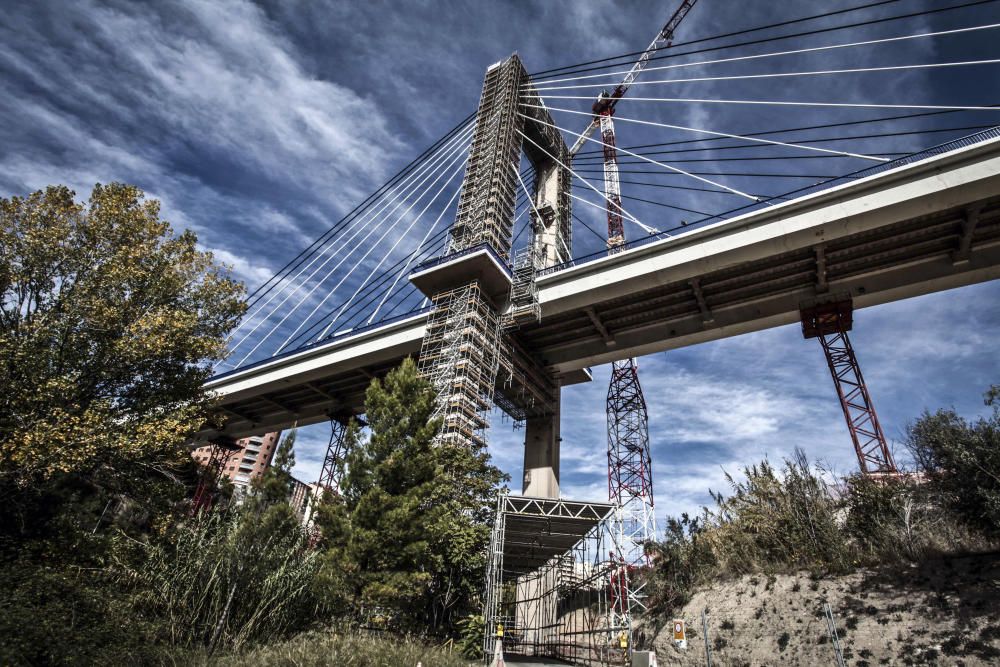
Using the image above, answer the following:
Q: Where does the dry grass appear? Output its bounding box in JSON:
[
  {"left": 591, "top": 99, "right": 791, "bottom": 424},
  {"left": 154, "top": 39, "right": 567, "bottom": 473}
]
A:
[{"left": 159, "top": 630, "right": 474, "bottom": 667}]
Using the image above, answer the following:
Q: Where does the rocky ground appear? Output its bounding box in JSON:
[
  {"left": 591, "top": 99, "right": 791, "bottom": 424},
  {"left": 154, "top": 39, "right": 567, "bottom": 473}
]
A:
[{"left": 650, "top": 552, "right": 1000, "bottom": 666}]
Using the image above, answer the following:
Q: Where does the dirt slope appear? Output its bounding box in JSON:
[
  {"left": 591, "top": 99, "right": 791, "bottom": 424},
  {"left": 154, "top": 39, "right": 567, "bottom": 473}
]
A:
[{"left": 650, "top": 552, "right": 1000, "bottom": 666}]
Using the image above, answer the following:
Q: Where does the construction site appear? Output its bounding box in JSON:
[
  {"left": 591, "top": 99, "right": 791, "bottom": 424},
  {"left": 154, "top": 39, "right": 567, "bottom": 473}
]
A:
[
  {"left": 192, "top": 1, "right": 1000, "bottom": 664},
  {"left": 8, "top": 0, "right": 1000, "bottom": 664}
]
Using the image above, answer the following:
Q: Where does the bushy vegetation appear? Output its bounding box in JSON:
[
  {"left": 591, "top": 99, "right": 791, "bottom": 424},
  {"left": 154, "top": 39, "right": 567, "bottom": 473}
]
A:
[
  {"left": 0, "top": 185, "right": 502, "bottom": 665},
  {"left": 902, "top": 388, "right": 1000, "bottom": 536},
  {"left": 645, "top": 387, "right": 1000, "bottom": 621}
]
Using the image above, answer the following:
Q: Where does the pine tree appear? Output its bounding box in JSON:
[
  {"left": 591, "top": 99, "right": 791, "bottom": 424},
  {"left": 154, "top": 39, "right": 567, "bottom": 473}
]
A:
[{"left": 315, "top": 357, "right": 507, "bottom": 632}]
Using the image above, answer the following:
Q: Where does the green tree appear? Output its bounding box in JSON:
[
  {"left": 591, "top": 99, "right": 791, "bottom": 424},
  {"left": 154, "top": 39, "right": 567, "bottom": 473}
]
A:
[
  {"left": 904, "top": 401, "right": 1000, "bottom": 535},
  {"left": 315, "top": 357, "right": 506, "bottom": 632},
  {"left": 0, "top": 183, "right": 244, "bottom": 487},
  {"left": 0, "top": 183, "right": 245, "bottom": 665}
]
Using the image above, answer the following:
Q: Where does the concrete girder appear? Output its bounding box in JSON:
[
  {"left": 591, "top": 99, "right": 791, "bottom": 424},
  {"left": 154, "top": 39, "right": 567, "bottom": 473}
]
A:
[{"left": 953, "top": 206, "right": 982, "bottom": 265}]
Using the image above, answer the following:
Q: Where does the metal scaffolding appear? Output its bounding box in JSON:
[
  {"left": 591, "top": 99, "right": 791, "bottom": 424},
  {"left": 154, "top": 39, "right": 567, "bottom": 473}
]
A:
[
  {"left": 411, "top": 54, "right": 571, "bottom": 448},
  {"left": 483, "top": 493, "right": 625, "bottom": 666},
  {"left": 504, "top": 244, "right": 543, "bottom": 330},
  {"left": 449, "top": 59, "right": 526, "bottom": 259},
  {"left": 801, "top": 300, "right": 897, "bottom": 475},
  {"left": 418, "top": 281, "right": 503, "bottom": 449}
]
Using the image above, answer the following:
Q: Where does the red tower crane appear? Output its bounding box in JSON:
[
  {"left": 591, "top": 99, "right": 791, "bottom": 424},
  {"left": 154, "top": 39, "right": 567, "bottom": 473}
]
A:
[{"left": 574, "top": 0, "right": 701, "bottom": 641}]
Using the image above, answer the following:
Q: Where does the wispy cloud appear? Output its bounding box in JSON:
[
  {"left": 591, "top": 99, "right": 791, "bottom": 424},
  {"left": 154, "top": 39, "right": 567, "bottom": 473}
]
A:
[{"left": 3, "top": 0, "right": 998, "bottom": 534}]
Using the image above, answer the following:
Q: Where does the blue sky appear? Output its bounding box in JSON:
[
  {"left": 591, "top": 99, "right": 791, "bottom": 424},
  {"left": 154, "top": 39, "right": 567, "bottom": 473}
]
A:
[{"left": 2, "top": 0, "right": 999, "bottom": 524}]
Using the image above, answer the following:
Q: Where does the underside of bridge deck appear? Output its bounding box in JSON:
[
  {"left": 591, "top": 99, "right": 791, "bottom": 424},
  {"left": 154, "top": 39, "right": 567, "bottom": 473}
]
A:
[
  {"left": 202, "top": 135, "right": 1000, "bottom": 440},
  {"left": 527, "top": 196, "right": 1000, "bottom": 373}
]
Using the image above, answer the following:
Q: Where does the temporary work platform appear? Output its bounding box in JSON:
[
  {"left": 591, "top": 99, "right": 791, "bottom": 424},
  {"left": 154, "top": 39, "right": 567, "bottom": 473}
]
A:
[{"left": 483, "top": 493, "right": 627, "bottom": 665}]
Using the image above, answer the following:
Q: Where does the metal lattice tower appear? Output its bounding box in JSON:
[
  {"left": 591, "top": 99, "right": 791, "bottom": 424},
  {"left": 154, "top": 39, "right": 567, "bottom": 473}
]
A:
[
  {"left": 801, "top": 301, "right": 897, "bottom": 475},
  {"left": 585, "top": 4, "right": 703, "bottom": 638},
  {"left": 191, "top": 441, "right": 237, "bottom": 514},
  {"left": 316, "top": 416, "right": 350, "bottom": 492},
  {"left": 606, "top": 359, "right": 657, "bottom": 627},
  {"left": 597, "top": 109, "right": 658, "bottom": 634}
]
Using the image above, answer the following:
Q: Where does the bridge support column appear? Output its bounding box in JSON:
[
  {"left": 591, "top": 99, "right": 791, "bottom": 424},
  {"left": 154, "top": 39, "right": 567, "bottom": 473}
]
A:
[
  {"left": 522, "top": 389, "right": 561, "bottom": 497},
  {"left": 800, "top": 300, "right": 896, "bottom": 475}
]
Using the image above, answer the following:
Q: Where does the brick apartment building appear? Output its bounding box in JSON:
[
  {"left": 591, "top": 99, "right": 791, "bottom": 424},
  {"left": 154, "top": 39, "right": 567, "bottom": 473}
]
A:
[
  {"left": 290, "top": 477, "right": 326, "bottom": 527},
  {"left": 192, "top": 431, "right": 281, "bottom": 498}
]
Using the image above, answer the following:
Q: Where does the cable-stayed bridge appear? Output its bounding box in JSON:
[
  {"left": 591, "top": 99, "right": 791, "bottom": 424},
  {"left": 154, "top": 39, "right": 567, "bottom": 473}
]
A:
[
  {"left": 197, "top": 2, "right": 1000, "bottom": 662},
  {"left": 201, "top": 0, "right": 1000, "bottom": 479},
  {"left": 206, "top": 125, "right": 1000, "bottom": 428}
]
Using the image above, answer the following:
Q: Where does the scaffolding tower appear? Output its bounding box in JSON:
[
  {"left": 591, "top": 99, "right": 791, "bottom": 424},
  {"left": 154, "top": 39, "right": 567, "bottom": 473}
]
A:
[
  {"left": 483, "top": 493, "right": 625, "bottom": 665},
  {"left": 504, "top": 244, "right": 543, "bottom": 330},
  {"left": 410, "top": 54, "right": 572, "bottom": 449},
  {"left": 418, "top": 281, "right": 503, "bottom": 449}
]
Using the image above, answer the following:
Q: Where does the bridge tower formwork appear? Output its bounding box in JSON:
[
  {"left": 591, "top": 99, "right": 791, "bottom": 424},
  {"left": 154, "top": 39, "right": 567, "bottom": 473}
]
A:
[{"left": 411, "top": 55, "right": 572, "bottom": 484}]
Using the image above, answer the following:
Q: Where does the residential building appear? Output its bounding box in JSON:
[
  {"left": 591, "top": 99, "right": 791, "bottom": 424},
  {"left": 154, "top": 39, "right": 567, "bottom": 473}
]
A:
[{"left": 192, "top": 431, "right": 280, "bottom": 498}]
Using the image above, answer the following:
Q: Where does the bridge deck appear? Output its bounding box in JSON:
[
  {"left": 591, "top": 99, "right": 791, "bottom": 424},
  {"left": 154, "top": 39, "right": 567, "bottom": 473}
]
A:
[{"left": 203, "top": 133, "right": 1000, "bottom": 438}]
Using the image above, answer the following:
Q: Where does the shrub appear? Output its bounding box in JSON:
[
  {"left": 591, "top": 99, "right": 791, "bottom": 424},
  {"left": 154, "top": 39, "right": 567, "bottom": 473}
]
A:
[{"left": 904, "top": 405, "right": 1000, "bottom": 536}]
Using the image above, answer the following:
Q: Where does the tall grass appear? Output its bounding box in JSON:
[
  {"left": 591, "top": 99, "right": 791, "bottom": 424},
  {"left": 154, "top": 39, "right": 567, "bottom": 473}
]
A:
[
  {"left": 160, "top": 630, "right": 473, "bottom": 667},
  {"left": 114, "top": 504, "right": 323, "bottom": 652}
]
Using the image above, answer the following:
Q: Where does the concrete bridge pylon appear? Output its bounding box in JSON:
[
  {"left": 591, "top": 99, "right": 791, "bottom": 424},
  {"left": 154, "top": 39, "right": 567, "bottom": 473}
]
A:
[{"left": 410, "top": 54, "right": 573, "bottom": 498}]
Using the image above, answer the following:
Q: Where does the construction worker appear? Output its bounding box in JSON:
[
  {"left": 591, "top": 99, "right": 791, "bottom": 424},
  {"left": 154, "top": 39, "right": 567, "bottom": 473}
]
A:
[
  {"left": 618, "top": 630, "right": 629, "bottom": 664},
  {"left": 496, "top": 622, "right": 504, "bottom": 639}
]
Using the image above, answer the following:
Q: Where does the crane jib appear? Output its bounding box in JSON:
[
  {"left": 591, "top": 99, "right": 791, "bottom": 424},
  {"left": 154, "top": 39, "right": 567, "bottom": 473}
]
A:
[{"left": 568, "top": 0, "right": 701, "bottom": 156}]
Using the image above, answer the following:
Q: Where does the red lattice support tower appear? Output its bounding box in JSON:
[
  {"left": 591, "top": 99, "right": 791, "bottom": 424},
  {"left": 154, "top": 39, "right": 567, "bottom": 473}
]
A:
[
  {"left": 606, "top": 358, "right": 657, "bottom": 624},
  {"left": 191, "top": 440, "right": 238, "bottom": 514},
  {"left": 307, "top": 415, "right": 354, "bottom": 546},
  {"left": 598, "top": 80, "right": 657, "bottom": 636},
  {"left": 801, "top": 301, "right": 897, "bottom": 475}
]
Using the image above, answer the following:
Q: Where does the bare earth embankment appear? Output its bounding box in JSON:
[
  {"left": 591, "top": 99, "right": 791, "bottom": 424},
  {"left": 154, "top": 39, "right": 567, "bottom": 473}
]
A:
[{"left": 653, "top": 553, "right": 1000, "bottom": 666}]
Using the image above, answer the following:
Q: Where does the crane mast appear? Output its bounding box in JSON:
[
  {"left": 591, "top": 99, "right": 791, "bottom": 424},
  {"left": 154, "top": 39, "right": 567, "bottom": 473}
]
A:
[
  {"left": 590, "top": 0, "right": 700, "bottom": 644},
  {"left": 599, "top": 112, "right": 626, "bottom": 249}
]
